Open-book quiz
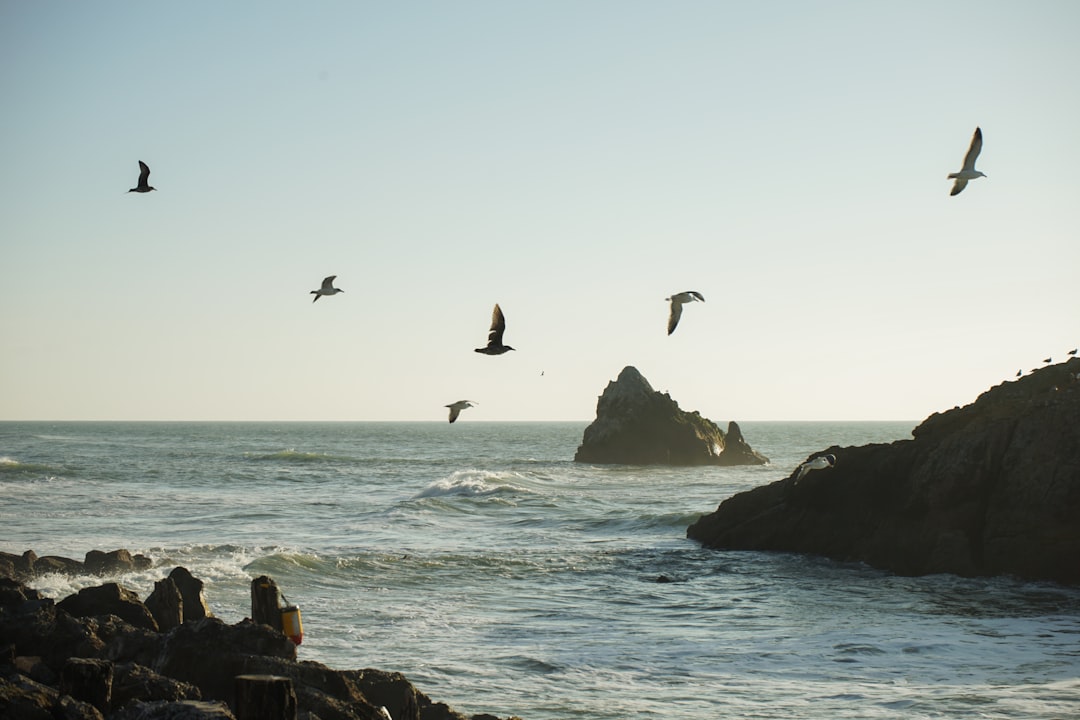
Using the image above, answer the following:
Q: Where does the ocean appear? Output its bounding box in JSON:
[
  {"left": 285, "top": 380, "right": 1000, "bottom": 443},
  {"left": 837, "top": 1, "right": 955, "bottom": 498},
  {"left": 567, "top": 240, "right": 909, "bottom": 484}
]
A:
[{"left": 1, "top": 421, "right": 1078, "bottom": 719}]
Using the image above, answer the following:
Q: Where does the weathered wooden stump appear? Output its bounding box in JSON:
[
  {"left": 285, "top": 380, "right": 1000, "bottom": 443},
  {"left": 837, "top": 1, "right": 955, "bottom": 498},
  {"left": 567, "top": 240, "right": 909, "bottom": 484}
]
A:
[
  {"left": 251, "top": 575, "right": 283, "bottom": 632},
  {"left": 60, "top": 657, "right": 113, "bottom": 712},
  {"left": 234, "top": 674, "right": 297, "bottom": 720}
]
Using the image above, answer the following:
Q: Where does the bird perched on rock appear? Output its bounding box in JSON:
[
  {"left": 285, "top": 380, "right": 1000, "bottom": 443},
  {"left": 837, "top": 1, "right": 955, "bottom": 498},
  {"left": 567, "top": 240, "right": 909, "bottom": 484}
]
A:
[
  {"left": 1069, "top": 348, "right": 1077, "bottom": 356},
  {"left": 310, "top": 275, "right": 343, "bottom": 302},
  {"left": 127, "top": 160, "right": 156, "bottom": 193},
  {"left": 1044, "top": 357, "right": 1052, "bottom": 364},
  {"left": 474, "top": 303, "right": 515, "bottom": 355},
  {"left": 445, "top": 400, "right": 476, "bottom": 423},
  {"left": 948, "top": 127, "right": 986, "bottom": 196},
  {"left": 796, "top": 453, "right": 836, "bottom": 482},
  {"left": 665, "top": 291, "right": 705, "bottom": 335}
]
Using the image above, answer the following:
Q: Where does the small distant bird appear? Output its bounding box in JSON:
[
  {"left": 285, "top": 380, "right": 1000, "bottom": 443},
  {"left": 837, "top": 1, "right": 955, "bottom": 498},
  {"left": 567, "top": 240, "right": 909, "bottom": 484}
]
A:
[
  {"left": 665, "top": 291, "right": 705, "bottom": 335},
  {"left": 1016, "top": 370, "right": 1022, "bottom": 377},
  {"left": 445, "top": 400, "right": 476, "bottom": 424},
  {"left": 796, "top": 453, "right": 836, "bottom": 482},
  {"left": 474, "top": 303, "right": 515, "bottom": 355},
  {"left": 127, "top": 160, "right": 156, "bottom": 193},
  {"left": 1044, "top": 357, "right": 1052, "bottom": 364},
  {"left": 1069, "top": 349, "right": 1077, "bottom": 356},
  {"left": 948, "top": 127, "right": 986, "bottom": 196},
  {"left": 310, "top": 275, "right": 343, "bottom": 302}
]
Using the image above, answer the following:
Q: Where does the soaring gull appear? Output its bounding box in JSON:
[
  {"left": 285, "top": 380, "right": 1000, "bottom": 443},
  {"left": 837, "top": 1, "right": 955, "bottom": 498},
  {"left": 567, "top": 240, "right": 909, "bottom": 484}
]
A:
[
  {"left": 796, "top": 453, "right": 836, "bottom": 482},
  {"left": 947, "top": 127, "right": 986, "bottom": 196},
  {"left": 310, "top": 275, "right": 344, "bottom": 302},
  {"left": 665, "top": 291, "right": 705, "bottom": 335},
  {"left": 474, "top": 303, "right": 515, "bottom": 355},
  {"left": 445, "top": 400, "right": 477, "bottom": 424},
  {"left": 127, "top": 161, "right": 156, "bottom": 193}
]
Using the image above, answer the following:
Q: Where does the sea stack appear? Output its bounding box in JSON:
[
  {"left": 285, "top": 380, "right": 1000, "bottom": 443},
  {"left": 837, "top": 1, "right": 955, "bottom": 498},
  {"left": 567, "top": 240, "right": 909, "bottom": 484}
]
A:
[{"left": 573, "top": 366, "right": 768, "bottom": 466}]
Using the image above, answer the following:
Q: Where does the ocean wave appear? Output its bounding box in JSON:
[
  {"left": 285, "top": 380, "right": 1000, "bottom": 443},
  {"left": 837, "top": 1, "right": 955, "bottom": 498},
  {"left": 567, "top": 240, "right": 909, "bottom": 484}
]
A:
[
  {"left": 0, "top": 456, "right": 65, "bottom": 478},
  {"left": 413, "top": 470, "right": 534, "bottom": 500},
  {"left": 243, "top": 449, "right": 353, "bottom": 464}
]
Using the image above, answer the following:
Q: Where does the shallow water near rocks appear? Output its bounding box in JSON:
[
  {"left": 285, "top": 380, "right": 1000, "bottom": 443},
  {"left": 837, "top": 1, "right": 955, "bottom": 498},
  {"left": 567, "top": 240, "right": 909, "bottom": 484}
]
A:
[{"left": 2, "top": 421, "right": 1078, "bottom": 719}]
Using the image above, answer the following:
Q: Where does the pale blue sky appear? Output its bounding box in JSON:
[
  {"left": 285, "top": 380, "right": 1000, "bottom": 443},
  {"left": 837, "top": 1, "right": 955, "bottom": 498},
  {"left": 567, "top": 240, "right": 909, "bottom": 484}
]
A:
[{"left": 2, "top": 2, "right": 1078, "bottom": 422}]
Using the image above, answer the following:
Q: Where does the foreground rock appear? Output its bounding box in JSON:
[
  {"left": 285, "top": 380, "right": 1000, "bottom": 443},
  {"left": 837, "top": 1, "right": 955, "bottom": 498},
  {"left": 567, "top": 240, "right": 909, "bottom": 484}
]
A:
[
  {"left": 687, "top": 358, "right": 1080, "bottom": 584},
  {"left": 574, "top": 366, "right": 769, "bottom": 466},
  {"left": 0, "top": 570, "right": 523, "bottom": 720}
]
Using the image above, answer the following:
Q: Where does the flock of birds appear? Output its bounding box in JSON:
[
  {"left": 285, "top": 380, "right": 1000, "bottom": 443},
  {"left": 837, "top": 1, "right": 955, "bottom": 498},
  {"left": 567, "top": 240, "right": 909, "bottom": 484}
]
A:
[
  {"left": 124, "top": 127, "right": 995, "bottom": 427},
  {"left": 1019, "top": 348, "right": 1078, "bottom": 377}
]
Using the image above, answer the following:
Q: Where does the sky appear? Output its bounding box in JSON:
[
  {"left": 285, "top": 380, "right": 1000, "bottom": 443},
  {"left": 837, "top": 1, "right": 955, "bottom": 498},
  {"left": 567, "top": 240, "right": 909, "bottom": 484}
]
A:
[{"left": 2, "top": 2, "right": 1078, "bottom": 422}]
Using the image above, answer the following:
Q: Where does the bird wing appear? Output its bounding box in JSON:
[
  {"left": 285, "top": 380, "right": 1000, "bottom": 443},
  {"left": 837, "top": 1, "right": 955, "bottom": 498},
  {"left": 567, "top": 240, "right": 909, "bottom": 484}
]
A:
[
  {"left": 321, "top": 276, "right": 337, "bottom": 290},
  {"left": 949, "top": 177, "right": 969, "bottom": 196},
  {"left": 667, "top": 301, "right": 683, "bottom": 335},
  {"left": 961, "top": 127, "right": 982, "bottom": 171},
  {"left": 138, "top": 161, "right": 151, "bottom": 183},
  {"left": 487, "top": 304, "right": 506, "bottom": 345},
  {"left": 448, "top": 406, "right": 461, "bottom": 423},
  {"left": 689, "top": 291, "right": 705, "bottom": 302}
]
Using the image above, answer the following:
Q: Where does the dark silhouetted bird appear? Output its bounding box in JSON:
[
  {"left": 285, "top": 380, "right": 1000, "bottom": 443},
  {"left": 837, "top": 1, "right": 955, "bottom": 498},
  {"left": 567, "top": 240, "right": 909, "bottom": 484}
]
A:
[
  {"left": 474, "top": 304, "right": 515, "bottom": 355},
  {"left": 310, "top": 276, "right": 343, "bottom": 302},
  {"left": 665, "top": 291, "right": 705, "bottom": 335},
  {"left": 445, "top": 400, "right": 476, "bottom": 423},
  {"left": 1044, "top": 357, "right": 1052, "bottom": 364},
  {"left": 1069, "top": 348, "right": 1077, "bottom": 356},
  {"left": 128, "top": 161, "right": 156, "bottom": 193},
  {"left": 948, "top": 127, "right": 986, "bottom": 196}
]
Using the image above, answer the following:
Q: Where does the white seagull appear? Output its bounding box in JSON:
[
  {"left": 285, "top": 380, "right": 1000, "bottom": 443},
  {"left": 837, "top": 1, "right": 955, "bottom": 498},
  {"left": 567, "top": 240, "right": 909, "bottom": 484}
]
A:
[
  {"left": 445, "top": 400, "right": 477, "bottom": 424},
  {"left": 947, "top": 127, "right": 986, "bottom": 196},
  {"left": 795, "top": 453, "right": 836, "bottom": 482},
  {"left": 310, "top": 275, "right": 343, "bottom": 303},
  {"left": 665, "top": 291, "right": 705, "bottom": 335}
]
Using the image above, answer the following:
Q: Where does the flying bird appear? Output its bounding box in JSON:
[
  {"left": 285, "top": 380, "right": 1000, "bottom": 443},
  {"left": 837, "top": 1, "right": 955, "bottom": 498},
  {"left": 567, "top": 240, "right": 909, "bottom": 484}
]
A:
[
  {"left": 474, "top": 303, "right": 515, "bottom": 355},
  {"left": 795, "top": 453, "right": 836, "bottom": 482},
  {"left": 665, "top": 291, "right": 705, "bottom": 335},
  {"left": 310, "top": 275, "right": 343, "bottom": 302},
  {"left": 947, "top": 127, "right": 986, "bottom": 196},
  {"left": 445, "top": 400, "right": 477, "bottom": 424},
  {"left": 127, "top": 161, "right": 156, "bottom": 193}
]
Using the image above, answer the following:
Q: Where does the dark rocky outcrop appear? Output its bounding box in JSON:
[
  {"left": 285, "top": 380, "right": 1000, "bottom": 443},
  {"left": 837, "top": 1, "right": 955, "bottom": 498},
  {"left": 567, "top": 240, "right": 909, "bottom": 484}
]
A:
[
  {"left": 573, "top": 366, "right": 769, "bottom": 466},
  {"left": 0, "top": 549, "right": 153, "bottom": 583},
  {"left": 687, "top": 358, "right": 1080, "bottom": 584},
  {"left": 0, "top": 569, "right": 523, "bottom": 720}
]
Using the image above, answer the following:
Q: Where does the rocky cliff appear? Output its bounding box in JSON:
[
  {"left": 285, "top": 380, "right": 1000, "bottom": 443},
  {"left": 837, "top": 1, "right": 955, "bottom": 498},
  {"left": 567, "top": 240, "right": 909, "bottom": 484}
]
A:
[
  {"left": 686, "top": 358, "right": 1080, "bottom": 584},
  {"left": 573, "top": 366, "right": 768, "bottom": 466}
]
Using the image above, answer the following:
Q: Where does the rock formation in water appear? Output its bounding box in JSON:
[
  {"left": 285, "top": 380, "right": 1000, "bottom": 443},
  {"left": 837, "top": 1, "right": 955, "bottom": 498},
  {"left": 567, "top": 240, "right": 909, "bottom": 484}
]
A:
[
  {"left": 687, "top": 357, "right": 1080, "bottom": 584},
  {"left": 573, "top": 366, "right": 768, "bottom": 466},
  {"left": 0, "top": 561, "right": 523, "bottom": 720}
]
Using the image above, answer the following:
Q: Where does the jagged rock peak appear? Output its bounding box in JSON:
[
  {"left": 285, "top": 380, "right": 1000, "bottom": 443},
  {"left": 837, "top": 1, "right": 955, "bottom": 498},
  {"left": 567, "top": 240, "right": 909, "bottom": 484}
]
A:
[{"left": 574, "top": 366, "right": 768, "bottom": 466}]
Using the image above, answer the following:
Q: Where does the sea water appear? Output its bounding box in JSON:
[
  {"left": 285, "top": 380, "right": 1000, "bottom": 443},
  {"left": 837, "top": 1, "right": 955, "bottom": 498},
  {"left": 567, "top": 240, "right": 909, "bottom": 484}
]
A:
[{"left": 1, "top": 421, "right": 1078, "bottom": 719}]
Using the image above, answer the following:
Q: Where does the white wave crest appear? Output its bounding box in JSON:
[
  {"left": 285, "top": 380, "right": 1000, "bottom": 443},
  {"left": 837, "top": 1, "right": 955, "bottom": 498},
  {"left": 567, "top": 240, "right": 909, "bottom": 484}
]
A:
[{"left": 413, "top": 470, "right": 527, "bottom": 499}]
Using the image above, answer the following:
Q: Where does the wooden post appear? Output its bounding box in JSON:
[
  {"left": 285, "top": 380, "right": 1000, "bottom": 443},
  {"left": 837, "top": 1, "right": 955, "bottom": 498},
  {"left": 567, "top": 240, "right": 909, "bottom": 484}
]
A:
[
  {"left": 60, "top": 657, "right": 113, "bottom": 713},
  {"left": 234, "top": 674, "right": 297, "bottom": 720},
  {"left": 251, "top": 575, "right": 283, "bottom": 631}
]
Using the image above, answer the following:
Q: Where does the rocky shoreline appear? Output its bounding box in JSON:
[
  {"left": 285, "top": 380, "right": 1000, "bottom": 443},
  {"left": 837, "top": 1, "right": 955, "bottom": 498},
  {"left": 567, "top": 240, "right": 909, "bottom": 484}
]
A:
[
  {"left": 1, "top": 552, "right": 522, "bottom": 720},
  {"left": 688, "top": 358, "right": 1080, "bottom": 584}
]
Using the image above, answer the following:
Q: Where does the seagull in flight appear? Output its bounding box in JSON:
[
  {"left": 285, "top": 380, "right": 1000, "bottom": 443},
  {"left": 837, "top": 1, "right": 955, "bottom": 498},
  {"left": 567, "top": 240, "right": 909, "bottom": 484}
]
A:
[
  {"left": 795, "top": 453, "right": 836, "bottom": 482},
  {"left": 445, "top": 400, "right": 477, "bottom": 423},
  {"left": 127, "top": 161, "right": 156, "bottom": 193},
  {"left": 665, "top": 291, "right": 705, "bottom": 335},
  {"left": 947, "top": 127, "right": 986, "bottom": 196},
  {"left": 474, "top": 303, "right": 515, "bottom": 355},
  {"left": 310, "top": 275, "right": 343, "bottom": 302}
]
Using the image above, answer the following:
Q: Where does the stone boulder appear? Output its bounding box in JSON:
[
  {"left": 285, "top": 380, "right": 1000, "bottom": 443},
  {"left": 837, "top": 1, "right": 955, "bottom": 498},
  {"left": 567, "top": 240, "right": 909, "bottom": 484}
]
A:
[
  {"left": 687, "top": 357, "right": 1080, "bottom": 584},
  {"left": 59, "top": 583, "right": 159, "bottom": 632},
  {"left": 573, "top": 366, "right": 768, "bottom": 466}
]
